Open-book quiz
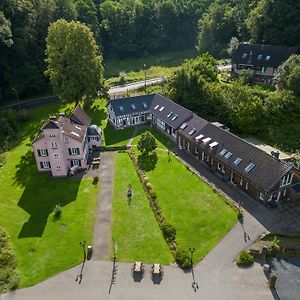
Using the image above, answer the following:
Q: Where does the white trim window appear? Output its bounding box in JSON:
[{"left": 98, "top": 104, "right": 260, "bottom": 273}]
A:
[
  {"left": 51, "top": 141, "right": 58, "bottom": 149},
  {"left": 64, "top": 136, "right": 69, "bottom": 143},
  {"left": 245, "top": 182, "right": 248, "bottom": 190},
  {"left": 39, "top": 149, "right": 48, "bottom": 157},
  {"left": 240, "top": 178, "right": 243, "bottom": 186},
  {"left": 71, "top": 160, "right": 80, "bottom": 167},
  {"left": 40, "top": 161, "right": 50, "bottom": 169},
  {"left": 69, "top": 148, "right": 80, "bottom": 155},
  {"left": 280, "top": 173, "right": 293, "bottom": 187}
]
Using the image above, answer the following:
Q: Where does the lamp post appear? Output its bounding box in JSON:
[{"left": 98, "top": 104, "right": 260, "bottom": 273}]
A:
[
  {"left": 144, "top": 64, "right": 147, "bottom": 93},
  {"left": 189, "top": 247, "right": 195, "bottom": 266},
  {"left": 12, "top": 87, "right": 20, "bottom": 111},
  {"left": 80, "top": 240, "right": 87, "bottom": 261}
]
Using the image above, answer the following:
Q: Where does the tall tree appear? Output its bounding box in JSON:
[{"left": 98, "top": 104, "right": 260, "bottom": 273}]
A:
[{"left": 45, "top": 19, "right": 105, "bottom": 102}]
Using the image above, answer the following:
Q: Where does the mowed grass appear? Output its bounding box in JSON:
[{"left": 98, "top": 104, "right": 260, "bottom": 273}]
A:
[
  {"left": 0, "top": 102, "right": 98, "bottom": 287},
  {"left": 133, "top": 131, "right": 237, "bottom": 263},
  {"left": 112, "top": 152, "right": 172, "bottom": 264}
]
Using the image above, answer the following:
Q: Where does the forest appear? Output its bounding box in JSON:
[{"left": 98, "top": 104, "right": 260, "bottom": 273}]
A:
[{"left": 1, "top": 0, "right": 300, "bottom": 102}]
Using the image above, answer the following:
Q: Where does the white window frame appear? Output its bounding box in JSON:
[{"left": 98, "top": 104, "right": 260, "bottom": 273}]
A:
[
  {"left": 40, "top": 149, "right": 48, "bottom": 157},
  {"left": 72, "top": 160, "right": 80, "bottom": 167},
  {"left": 240, "top": 178, "right": 243, "bottom": 186},
  {"left": 245, "top": 182, "right": 248, "bottom": 190},
  {"left": 259, "top": 192, "right": 265, "bottom": 201},
  {"left": 64, "top": 136, "right": 69, "bottom": 143},
  {"left": 42, "top": 161, "right": 50, "bottom": 169},
  {"left": 51, "top": 141, "right": 58, "bottom": 149}
]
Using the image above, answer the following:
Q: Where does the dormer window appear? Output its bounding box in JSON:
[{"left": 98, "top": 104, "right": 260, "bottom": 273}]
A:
[
  {"left": 224, "top": 151, "right": 232, "bottom": 159},
  {"left": 266, "top": 55, "right": 271, "bottom": 60},
  {"left": 234, "top": 157, "right": 242, "bottom": 165},
  {"left": 242, "top": 53, "right": 247, "bottom": 59},
  {"left": 131, "top": 104, "right": 136, "bottom": 109},
  {"left": 245, "top": 162, "right": 255, "bottom": 173},
  {"left": 188, "top": 128, "right": 196, "bottom": 136},
  {"left": 257, "top": 54, "right": 262, "bottom": 60},
  {"left": 219, "top": 149, "right": 227, "bottom": 156},
  {"left": 119, "top": 106, "right": 124, "bottom": 111},
  {"left": 171, "top": 115, "right": 178, "bottom": 121},
  {"left": 180, "top": 123, "right": 187, "bottom": 130}
]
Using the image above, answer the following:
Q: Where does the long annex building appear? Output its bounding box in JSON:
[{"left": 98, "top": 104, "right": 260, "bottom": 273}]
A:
[{"left": 108, "top": 94, "right": 300, "bottom": 206}]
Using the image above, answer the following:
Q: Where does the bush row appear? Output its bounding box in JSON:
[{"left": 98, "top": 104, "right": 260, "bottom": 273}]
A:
[{"left": 127, "top": 149, "right": 192, "bottom": 269}]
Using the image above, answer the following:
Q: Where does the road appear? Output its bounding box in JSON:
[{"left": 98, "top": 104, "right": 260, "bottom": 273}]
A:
[
  {"left": 0, "top": 77, "right": 166, "bottom": 111},
  {"left": 108, "top": 77, "right": 165, "bottom": 96}
]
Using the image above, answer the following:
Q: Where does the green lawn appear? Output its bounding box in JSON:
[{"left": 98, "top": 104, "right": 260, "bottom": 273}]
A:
[
  {"left": 133, "top": 131, "right": 237, "bottom": 263},
  {"left": 0, "top": 103, "right": 99, "bottom": 287},
  {"left": 112, "top": 152, "right": 172, "bottom": 265},
  {"left": 105, "top": 48, "right": 197, "bottom": 79}
]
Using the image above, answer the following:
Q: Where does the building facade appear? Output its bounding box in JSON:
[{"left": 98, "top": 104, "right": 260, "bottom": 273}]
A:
[
  {"left": 108, "top": 94, "right": 300, "bottom": 205},
  {"left": 32, "top": 105, "right": 101, "bottom": 177},
  {"left": 231, "top": 44, "right": 299, "bottom": 84}
]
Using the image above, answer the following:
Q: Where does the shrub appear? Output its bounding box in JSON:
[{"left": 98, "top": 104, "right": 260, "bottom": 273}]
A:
[
  {"left": 162, "top": 222, "right": 176, "bottom": 241},
  {"left": 175, "top": 247, "right": 192, "bottom": 269},
  {"left": 148, "top": 188, "right": 156, "bottom": 199},
  {"left": 53, "top": 204, "right": 62, "bottom": 219},
  {"left": 92, "top": 176, "right": 99, "bottom": 185},
  {"left": 236, "top": 251, "right": 254, "bottom": 266},
  {"left": 143, "top": 176, "right": 149, "bottom": 184},
  {"left": 146, "top": 182, "right": 152, "bottom": 190}
]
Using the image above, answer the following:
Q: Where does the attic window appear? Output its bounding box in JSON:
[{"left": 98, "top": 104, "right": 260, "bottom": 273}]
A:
[
  {"left": 257, "top": 54, "right": 262, "bottom": 60},
  {"left": 180, "top": 123, "right": 187, "bottom": 130},
  {"left": 167, "top": 112, "right": 173, "bottom": 118},
  {"left": 242, "top": 53, "right": 247, "bottom": 59},
  {"left": 234, "top": 157, "right": 242, "bottom": 165},
  {"left": 159, "top": 106, "right": 165, "bottom": 111},
  {"left": 209, "top": 141, "right": 218, "bottom": 148},
  {"left": 154, "top": 105, "right": 159, "bottom": 110},
  {"left": 171, "top": 115, "right": 178, "bottom": 121},
  {"left": 119, "top": 106, "right": 124, "bottom": 111},
  {"left": 202, "top": 137, "right": 211, "bottom": 145},
  {"left": 131, "top": 104, "right": 136, "bottom": 109},
  {"left": 188, "top": 128, "right": 196, "bottom": 136},
  {"left": 219, "top": 149, "right": 227, "bottom": 156},
  {"left": 224, "top": 151, "right": 232, "bottom": 159},
  {"left": 245, "top": 162, "right": 255, "bottom": 173},
  {"left": 142, "top": 102, "right": 148, "bottom": 108},
  {"left": 195, "top": 134, "right": 204, "bottom": 141},
  {"left": 266, "top": 55, "right": 271, "bottom": 60}
]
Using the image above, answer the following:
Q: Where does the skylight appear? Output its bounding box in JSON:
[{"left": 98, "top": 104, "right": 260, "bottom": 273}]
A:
[
  {"left": 245, "top": 162, "right": 255, "bottom": 173},
  {"left": 71, "top": 131, "right": 79, "bottom": 137},
  {"left": 242, "top": 53, "right": 247, "bottom": 59},
  {"left": 119, "top": 106, "right": 124, "bottom": 111},
  {"left": 224, "top": 151, "right": 232, "bottom": 159},
  {"left": 195, "top": 134, "right": 204, "bottom": 141},
  {"left": 131, "top": 104, "right": 136, "bottom": 109},
  {"left": 209, "top": 141, "right": 218, "bottom": 148},
  {"left": 234, "top": 157, "right": 242, "bottom": 165},
  {"left": 75, "top": 125, "right": 82, "bottom": 131},
  {"left": 171, "top": 115, "right": 178, "bottom": 121},
  {"left": 154, "top": 105, "right": 159, "bottom": 110},
  {"left": 202, "top": 137, "right": 211, "bottom": 145},
  {"left": 257, "top": 54, "right": 262, "bottom": 60},
  {"left": 188, "top": 128, "right": 196, "bottom": 136},
  {"left": 159, "top": 106, "right": 165, "bottom": 111},
  {"left": 167, "top": 112, "right": 173, "bottom": 118},
  {"left": 180, "top": 123, "right": 187, "bottom": 130},
  {"left": 219, "top": 149, "right": 227, "bottom": 156},
  {"left": 266, "top": 55, "right": 271, "bottom": 60},
  {"left": 143, "top": 102, "right": 148, "bottom": 108}
]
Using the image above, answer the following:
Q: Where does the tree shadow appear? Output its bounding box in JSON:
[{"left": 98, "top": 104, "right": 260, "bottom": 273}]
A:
[
  {"left": 16, "top": 157, "right": 81, "bottom": 238},
  {"left": 103, "top": 123, "right": 135, "bottom": 146},
  {"left": 138, "top": 152, "right": 158, "bottom": 171},
  {"left": 86, "top": 103, "right": 107, "bottom": 126}
]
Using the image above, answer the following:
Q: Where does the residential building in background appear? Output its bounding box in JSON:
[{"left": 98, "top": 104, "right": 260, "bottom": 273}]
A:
[
  {"left": 32, "top": 105, "right": 101, "bottom": 177},
  {"left": 231, "top": 44, "right": 299, "bottom": 84}
]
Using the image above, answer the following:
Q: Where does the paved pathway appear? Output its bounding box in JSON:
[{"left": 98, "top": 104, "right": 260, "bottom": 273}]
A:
[{"left": 93, "top": 152, "right": 115, "bottom": 260}]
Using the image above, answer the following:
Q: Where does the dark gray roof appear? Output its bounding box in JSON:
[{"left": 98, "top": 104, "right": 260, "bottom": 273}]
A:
[
  {"left": 193, "top": 123, "right": 292, "bottom": 192},
  {"left": 232, "top": 44, "right": 299, "bottom": 68},
  {"left": 108, "top": 94, "right": 154, "bottom": 117},
  {"left": 71, "top": 105, "right": 91, "bottom": 126},
  {"left": 149, "top": 94, "right": 193, "bottom": 129},
  {"left": 178, "top": 114, "right": 208, "bottom": 139}
]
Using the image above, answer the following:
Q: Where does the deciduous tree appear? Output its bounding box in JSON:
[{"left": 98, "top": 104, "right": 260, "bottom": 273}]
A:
[{"left": 45, "top": 19, "right": 105, "bottom": 102}]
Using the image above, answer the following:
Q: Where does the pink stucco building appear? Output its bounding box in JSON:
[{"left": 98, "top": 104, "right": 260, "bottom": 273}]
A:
[{"left": 32, "top": 105, "right": 101, "bottom": 177}]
